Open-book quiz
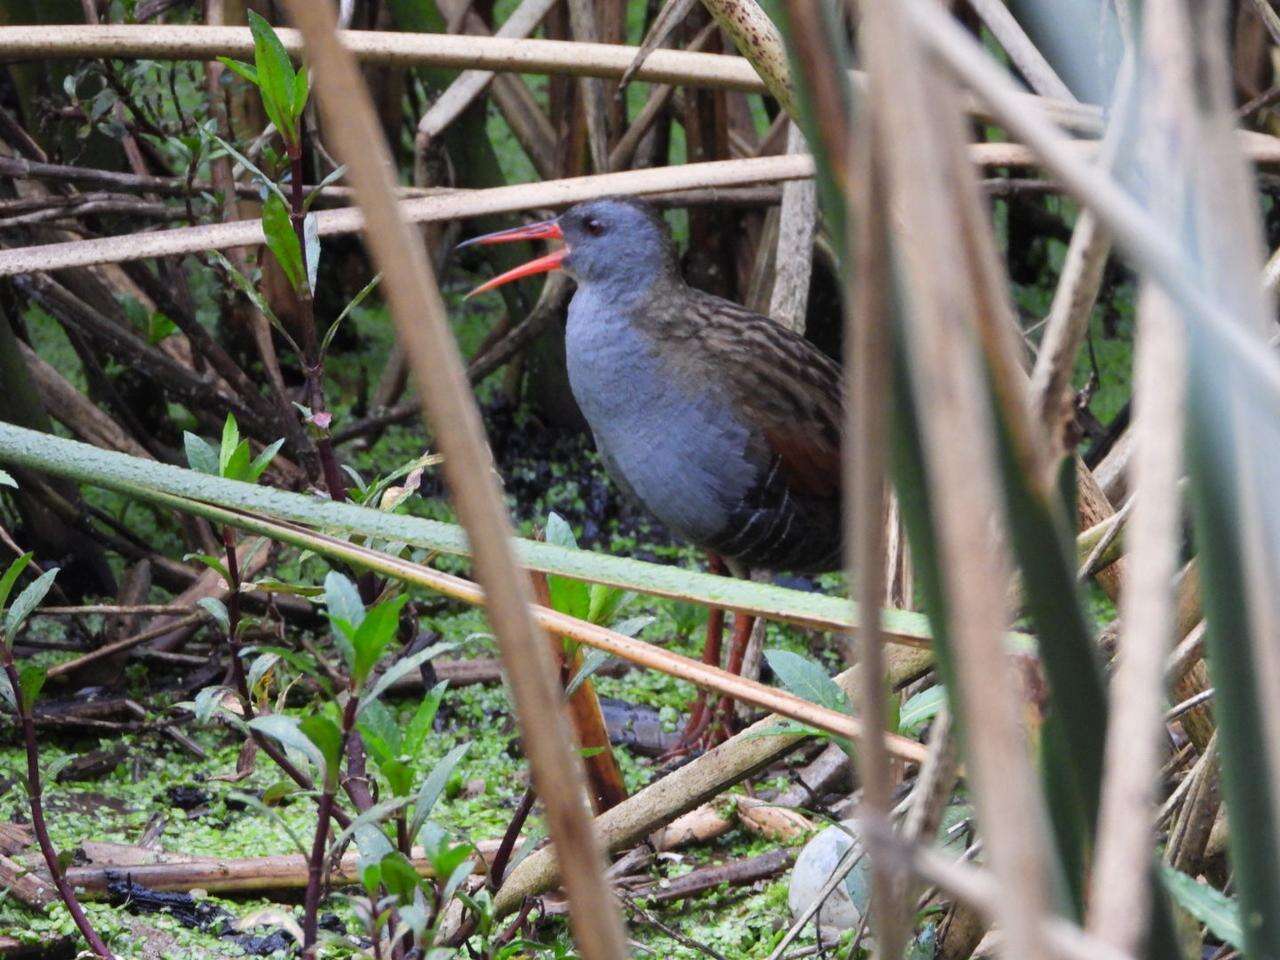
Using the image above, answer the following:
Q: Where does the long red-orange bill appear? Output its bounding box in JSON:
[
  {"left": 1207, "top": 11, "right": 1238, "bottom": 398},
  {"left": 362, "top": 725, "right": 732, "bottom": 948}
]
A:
[
  {"left": 456, "top": 218, "right": 563, "bottom": 249},
  {"left": 464, "top": 248, "right": 568, "bottom": 299}
]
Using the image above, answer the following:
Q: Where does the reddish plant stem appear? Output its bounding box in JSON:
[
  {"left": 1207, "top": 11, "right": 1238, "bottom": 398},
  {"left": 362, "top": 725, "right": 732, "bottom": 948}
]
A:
[
  {"left": 303, "top": 691, "right": 359, "bottom": 957},
  {"left": 1, "top": 655, "right": 113, "bottom": 959},
  {"left": 489, "top": 786, "right": 537, "bottom": 891},
  {"left": 287, "top": 129, "right": 346, "bottom": 503}
]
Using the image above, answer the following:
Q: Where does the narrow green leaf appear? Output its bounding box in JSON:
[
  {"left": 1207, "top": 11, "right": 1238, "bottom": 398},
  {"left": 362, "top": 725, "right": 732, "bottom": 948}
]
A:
[
  {"left": 184, "top": 553, "right": 230, "bottom": 584},
  {"left": 764, "top": 649, "right": 852, "bottom": 714},
  {"left": 248, "top": 713, "right": 327, "bottom": 781},
  {"left": 351, "top": 594, "right": 409, "bottom": 686},
  {"left": 248, "top": 10, "right": 298, "bottom": 143},
  {"left": 409, "top": 742, "right": 470, "bottom": 839},
  {"left": 898, "top": 684, "right": 946, "bottom": 737},
  {"left": 197, "top": 597, "right": 230, "bottom": 634},
  {"left": 359, "top": 642, "right": 453, "bottom": 714},
  {"left": 247, "top": 439, "right": 285, "bottom": 484},
  {"left": 299, "top": 714, "right": 344, "bottom": 789},
  {"left": 217, "top": 57, "right": 258, "bottom": 88},
  {"left": 219, "top": 415, "right": 241, "bottom": 477},
  {"left": 0, "top": 469, "right": 16, "bottom": 489},
  {"left": 402, "top": 681, "right": 449, "bottom": 759},
  {"left": 262, "top": 192, "right": 305, "bottom": 295},
  {"left": 564, "top": 648, "right": 610, "bottom": 698},
  {"left": 1161, "top": 865, "right": 1243, "bottom": 949},
  {"left": 5, "top": 567, "right": 58, "bottom": 638},
  {"left": 0, "top": 553, "right": 33, "bottom": 621}
]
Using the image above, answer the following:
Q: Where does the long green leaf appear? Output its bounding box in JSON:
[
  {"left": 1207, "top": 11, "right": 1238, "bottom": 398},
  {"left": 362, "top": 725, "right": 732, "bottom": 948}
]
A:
[{"left": 0, "top": 422, "right": 995, "bottom": 648}]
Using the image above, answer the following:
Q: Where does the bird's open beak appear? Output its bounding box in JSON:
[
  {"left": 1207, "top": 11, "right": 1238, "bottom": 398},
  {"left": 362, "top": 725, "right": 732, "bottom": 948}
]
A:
[{"left": 457, "top": 218, "right": 567, "bottom": 299}]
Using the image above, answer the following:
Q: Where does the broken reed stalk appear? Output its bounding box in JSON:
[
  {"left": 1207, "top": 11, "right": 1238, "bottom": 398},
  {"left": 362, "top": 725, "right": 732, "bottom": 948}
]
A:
[
  {"left": 0, "top": 650, "right": 114, "bottom": 958},
  {"left": 530, "top": 569, "right": 628, "bottom": 814},
  {"left": 277, "top": 4, "right": 627, "bottom": 958}
]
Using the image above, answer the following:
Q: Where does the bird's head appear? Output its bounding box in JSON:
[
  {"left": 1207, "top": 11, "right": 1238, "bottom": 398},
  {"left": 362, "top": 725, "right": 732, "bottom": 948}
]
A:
[{"left": 460, "top": 197, "right": 677, "bottom": 299}]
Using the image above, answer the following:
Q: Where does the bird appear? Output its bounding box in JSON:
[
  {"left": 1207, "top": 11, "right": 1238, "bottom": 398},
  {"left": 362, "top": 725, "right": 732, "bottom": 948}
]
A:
[{"left": 460, "top": 197, "right": 843, "bottom": 748}]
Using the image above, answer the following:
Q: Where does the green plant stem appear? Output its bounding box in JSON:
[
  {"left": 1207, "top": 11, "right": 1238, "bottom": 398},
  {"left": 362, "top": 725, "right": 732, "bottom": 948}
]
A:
[
  {"left": 0, "top": 652, "right": 114, "bottom": 959},
  {"left": 303, "top": 691, "right": 358, "bottom": 957}
]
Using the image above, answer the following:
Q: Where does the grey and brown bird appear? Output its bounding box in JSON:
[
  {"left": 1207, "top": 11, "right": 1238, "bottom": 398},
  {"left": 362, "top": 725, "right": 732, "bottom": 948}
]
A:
[{"left": 462, "top": 197, "right": 843, "bottom": 746}]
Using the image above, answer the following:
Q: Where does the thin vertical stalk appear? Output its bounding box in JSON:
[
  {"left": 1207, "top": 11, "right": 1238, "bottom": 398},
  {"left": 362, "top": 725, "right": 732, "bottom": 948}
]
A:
[
  {"left": 1086, "top": 285, "right": 1185, "bottom": 953},
  {"left": 277, "top": 4, "right": 627, "bottom": 959},
  {"left": 846, "top": 123, "right": 902, "bottom": 957},
  {"left": 303, "top": 692, "right": 358, "bottom": 956},
  {"left": 286, "top": 130, "right": 346, "bottom": 503},
  {"left": 0, "top": 651, "right": 114, "bottom": 959}
]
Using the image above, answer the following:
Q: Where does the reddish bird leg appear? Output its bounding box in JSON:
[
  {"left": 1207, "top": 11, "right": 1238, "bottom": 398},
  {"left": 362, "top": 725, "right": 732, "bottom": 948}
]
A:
[
  {"left": 712, "top": 612, "right": 757, "bottom": 734},
  {"left": 666, "top": 554, "right": 728, "bottom": 757}
]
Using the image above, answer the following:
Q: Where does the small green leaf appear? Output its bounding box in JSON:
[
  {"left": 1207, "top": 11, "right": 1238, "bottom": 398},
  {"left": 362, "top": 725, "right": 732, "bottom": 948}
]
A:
[
  {"left": 183, "top": 432, "right": 219, "bottom": 475},
  {"left": 899, "top": 684, "right": 946, "bottom": 736},
  {"left": 219, "top": 414, "right": 241, "bottom": 477},
  {"left": 5, "top": 567, "right": 58, "bottom": 638},
  {"left": 292, "top": 64, "right": 310, "bottom": 118},
  {"left": 587, "top": 583, "right": 630, "bottom": 626},
  {"left": 564, "top": 648, "right": 610, "bottom": 698},
  {"left": 146, "top": 311, "right": 178, "bottom": 345},
  {"left": 359, "top": 642, "right": 453, "bottom": 714},
  {"left": 1161, "top": 864, "right": 1243, "bottom": 949},
  {"left": 409, "top": 742, "right": 470, "bottom": 839},
  {"left": 222, "top": 440, "right": 252, "bottom": 483},
  {"left": 402, "top": 681, "right": 449, "bottom": 759},
  {"left": 299, "top": 714, "right": 344, "bottom": 790},
  {"left": 217, "top": 57, "right": 259, "bottom": 88},
  {"left": 262, "top": 192, "right": 305, "bottom": 294},
  {"left": 543, "top": 516, "right": 588, "bottom": 617},
  {"left": 197, "top": 597, "right": 230, "bottom": 634},
  {"left": 379, "top": 850, "right": 420, "bottom": 903},
  {"left": 246, "top": 652, "right": 280, "bottom": 694},
  {"left": 0, "top": 553, "right": 33, "bottom": 620},
  {"left": 17, "top": 663, "right": 46, "bottom": 713},
  {"left": 0, "top": 670, "right": 14, "bottom": 711},
  {"left": 764, "top": 649, "right": 852, "bottom": 714},
  {"left": 248, "top": 713, "right": 327, "bottom": 781},
  {"left": 0, "top": 469, "right": 14, "bottom": 489},
  {"left": 247, "top": 439, "right": 285, "bottom": 484},
  {"left": 184, "top": 553, "right": 231, "bottom": 584},
  {"left": 351, "top": 594, "right": 409, "bottom": 685}
]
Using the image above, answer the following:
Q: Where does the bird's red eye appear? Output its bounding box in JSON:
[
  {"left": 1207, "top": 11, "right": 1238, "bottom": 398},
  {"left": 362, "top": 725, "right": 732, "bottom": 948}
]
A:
[{"left": 585, "top": 217, "right": 605, "bottom": 236}]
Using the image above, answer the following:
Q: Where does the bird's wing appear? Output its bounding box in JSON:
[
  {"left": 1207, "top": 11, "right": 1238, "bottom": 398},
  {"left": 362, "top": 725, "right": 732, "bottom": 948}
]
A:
[{"left": 684, "top": 292, "right": 844, "bottom": 500}]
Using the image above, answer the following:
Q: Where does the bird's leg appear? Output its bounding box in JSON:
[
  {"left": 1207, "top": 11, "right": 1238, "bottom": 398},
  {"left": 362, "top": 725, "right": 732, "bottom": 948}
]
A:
[
  {"left": 710, "top": 611, "right": 757, "bottom": 737},
  {"left": 667, "top": 554, "right": 728, "bottom": 756}
]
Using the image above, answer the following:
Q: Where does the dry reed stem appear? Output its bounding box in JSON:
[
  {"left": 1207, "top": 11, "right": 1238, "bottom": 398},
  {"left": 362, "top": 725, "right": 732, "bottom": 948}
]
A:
[
  {"left": 846, "top": 121, "right": 902, "bottom": 957},
  {"left": 414, "top": 0, "right": 559, "bottom": 142},
  {"left": 0, "top": 23, "right": 1109, "bottom": 135},
  {"left": 964, "top": 0, "right": 1075, "bottom": 101},
  {"left": 0, "top": 142, "right": 1157, "bottom": 278},
  {"left": 278, "top": 3, "right": 626, "bottom": 958},
  {"left": 1086, "top": 287, "right": 1185, "bottom": 951},
  {"left": 768, "top": 123, "right": 816, "bottom": 330},
  {"left": 863, "top": 3, "right": 1058, "bottom": 958},
  {"left": 862, "top": 823, "right": 1141, "bottom": 960}
]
